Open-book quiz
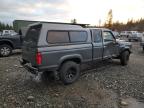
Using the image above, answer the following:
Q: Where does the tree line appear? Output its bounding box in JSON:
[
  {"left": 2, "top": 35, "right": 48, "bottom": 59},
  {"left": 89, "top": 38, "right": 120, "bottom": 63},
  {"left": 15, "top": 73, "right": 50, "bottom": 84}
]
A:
[
  {"left": 71, "top": 9, "right": 144, "bottom": 32},
  {"left": 1, "top": 14, "right": 144, "bottom": 32},
  {"left": 104, "top": 9, "right": 144, "bottom": 32},
  {"left": 0, "top": 21, "right": 13, "bottom": 31},
  {"left": 111, "top": 18, "right": 144, "bottom": 32}
]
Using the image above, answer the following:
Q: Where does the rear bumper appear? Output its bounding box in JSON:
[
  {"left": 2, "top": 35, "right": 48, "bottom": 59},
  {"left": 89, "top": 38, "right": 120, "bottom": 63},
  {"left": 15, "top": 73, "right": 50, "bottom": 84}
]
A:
[
  {"left": 20, "top": 59, "right": 38, "bottom": 75},
  {"left": 20, "top": 58, "right": 57, "bottom": 74}
]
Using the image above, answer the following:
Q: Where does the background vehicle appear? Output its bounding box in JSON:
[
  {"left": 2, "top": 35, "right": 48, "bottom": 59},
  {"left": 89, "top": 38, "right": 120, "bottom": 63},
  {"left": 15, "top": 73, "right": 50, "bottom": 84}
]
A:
[
  {"left": 20, "top": 23, "right": 132, "bottom": 84},
  {"left": 1, "top": 30, "right": 18, "bottom": 36},
  {"left": 128, "top": 32, "right": 143, "bottom": 42},
  {"left": 120, "top": 31, "right": 138, "bottom": 38},
  {"left": 0, "top": 33, "right": 22, "bottom": 57},
  {"left": 120, "top": 31, "right": 130, "bottom": 37},
  {"left": 112, "top": 31, "right": 120, "bottom": 39}
]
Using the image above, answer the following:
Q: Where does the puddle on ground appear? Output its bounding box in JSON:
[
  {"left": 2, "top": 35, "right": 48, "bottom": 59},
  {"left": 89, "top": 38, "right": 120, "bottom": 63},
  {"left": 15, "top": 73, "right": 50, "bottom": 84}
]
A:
[{"left": 122, "top": 97, "right": 144, "bottom": 108}]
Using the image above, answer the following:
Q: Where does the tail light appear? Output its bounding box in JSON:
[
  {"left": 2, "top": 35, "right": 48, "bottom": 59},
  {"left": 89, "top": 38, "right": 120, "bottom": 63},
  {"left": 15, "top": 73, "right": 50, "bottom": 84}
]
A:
[{"left": 36, "top": 52, "right": 42, "bottom": 65}]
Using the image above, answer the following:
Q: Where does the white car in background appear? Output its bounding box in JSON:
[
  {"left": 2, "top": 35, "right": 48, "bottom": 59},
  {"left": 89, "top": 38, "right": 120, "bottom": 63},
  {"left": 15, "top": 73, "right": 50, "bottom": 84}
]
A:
[
  {"left": 1, "top": 30, "right": 18, "bottom": 36},
  {"left": 128, "top": 31, "right": 138, "bottom": 34},
  {"left": 120, "top": 31, "right": 129, "bottom": 37},
  {"left": 120, "top": 31, "right": 138, "bottom": 38},
  {"left": 128, "top": 32, "right": 143, "bottom": 42}
]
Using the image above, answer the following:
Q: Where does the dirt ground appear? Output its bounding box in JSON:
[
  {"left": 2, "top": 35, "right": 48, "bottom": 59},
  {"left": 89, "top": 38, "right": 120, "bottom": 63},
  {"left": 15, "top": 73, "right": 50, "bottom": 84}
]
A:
[{"left": 0, "top": 40, "right": 144, "bottom": 108}]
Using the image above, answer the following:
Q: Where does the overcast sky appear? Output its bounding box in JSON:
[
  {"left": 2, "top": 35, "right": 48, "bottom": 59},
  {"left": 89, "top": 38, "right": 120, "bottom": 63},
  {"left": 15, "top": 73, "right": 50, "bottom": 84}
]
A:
[{"left": 0, "top": 0, "right": 144, "bottom": 25}]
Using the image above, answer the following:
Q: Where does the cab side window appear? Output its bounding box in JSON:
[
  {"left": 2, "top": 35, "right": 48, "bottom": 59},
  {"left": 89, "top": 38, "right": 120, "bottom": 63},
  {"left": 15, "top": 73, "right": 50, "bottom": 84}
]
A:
[
  {"left": 103, "top": 31, "right": 115, "bottom": 42},
  {"left": 93, "top": 30, "right": 102, "bottom": 43},
  {"left": 69, "top": 31, "right": 87, "bottom": 42}
]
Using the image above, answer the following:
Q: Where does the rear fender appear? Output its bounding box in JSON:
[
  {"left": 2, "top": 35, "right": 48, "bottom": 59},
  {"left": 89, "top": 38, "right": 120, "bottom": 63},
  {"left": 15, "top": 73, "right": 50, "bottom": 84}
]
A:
[{"left": 58, "top": 54, "right": 82, "bottom": 69}]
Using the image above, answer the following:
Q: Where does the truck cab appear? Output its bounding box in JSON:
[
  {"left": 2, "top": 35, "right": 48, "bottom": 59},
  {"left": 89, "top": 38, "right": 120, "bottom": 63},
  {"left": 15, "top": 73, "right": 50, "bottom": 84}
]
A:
[{"left": 90, "top": 28, "right": 120, "bottom": 60}]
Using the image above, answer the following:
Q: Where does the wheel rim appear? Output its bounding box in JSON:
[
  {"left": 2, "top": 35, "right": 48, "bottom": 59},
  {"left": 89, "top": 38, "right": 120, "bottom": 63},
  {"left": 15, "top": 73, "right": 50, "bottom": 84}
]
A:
[
  {"left": 66, "top": 67, "right": 77, "bottom": 81},
  {"left": 1, "top": 47, "right": 10, "bottom": 56}
]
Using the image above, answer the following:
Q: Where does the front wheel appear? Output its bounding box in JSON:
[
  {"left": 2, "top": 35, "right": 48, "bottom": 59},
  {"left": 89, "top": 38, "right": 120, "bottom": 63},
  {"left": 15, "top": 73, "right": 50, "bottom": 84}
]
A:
[
  {"left": 120, "top": 51, "right": 130, "bottom": 66},
  {"left": 59, "top": 61, "right": 80, "bottom": 85},
  {"left": 0, "top": 44, "right": 12, "bottom": 57}
]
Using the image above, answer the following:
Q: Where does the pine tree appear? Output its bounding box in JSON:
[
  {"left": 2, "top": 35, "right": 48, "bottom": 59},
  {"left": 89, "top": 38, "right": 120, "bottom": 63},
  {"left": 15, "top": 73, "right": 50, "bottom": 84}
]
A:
[
  {"left": 0, "top": 21, "right": 14, "bottom": 31},
  {"left": 71, "top": 19, "right": 77, "bottom": 24},
  {"left": 105, "top": 9, "right": 113, "bottom": 29}
]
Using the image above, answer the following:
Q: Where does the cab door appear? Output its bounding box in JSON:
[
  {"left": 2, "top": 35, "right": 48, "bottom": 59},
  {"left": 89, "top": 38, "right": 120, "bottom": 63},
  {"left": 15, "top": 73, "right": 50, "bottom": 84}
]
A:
[
  {"left": 102, "top": 31, "right": 119, "bottom": 58},
  {"left": 92, "top": 29, "right": 103, "bottom": 60}
]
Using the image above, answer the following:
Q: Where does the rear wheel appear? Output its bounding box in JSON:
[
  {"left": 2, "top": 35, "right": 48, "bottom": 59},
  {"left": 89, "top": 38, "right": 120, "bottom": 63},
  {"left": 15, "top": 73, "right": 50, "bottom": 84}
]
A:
[
  {"left": 120, "top": 51, "right": 130, "bottom": 66},
  {"left": 59, "top": 61, "right": 80, "bottom": 85},
  {"left": 0, "top": 44, "right": 12, "bottom": 57}
]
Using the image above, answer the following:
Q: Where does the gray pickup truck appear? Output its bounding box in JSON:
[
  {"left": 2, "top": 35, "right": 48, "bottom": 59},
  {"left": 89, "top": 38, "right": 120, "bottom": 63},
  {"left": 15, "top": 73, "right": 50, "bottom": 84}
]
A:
[{"left": 20, "top": 23, "right": 132, "bottom": 84}]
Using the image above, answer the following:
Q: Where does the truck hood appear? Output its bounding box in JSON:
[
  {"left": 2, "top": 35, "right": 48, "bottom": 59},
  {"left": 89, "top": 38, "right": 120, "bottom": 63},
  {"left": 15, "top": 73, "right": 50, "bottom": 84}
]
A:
[{"left": 116, "top": 39, "right": 132, "bottom": 48}]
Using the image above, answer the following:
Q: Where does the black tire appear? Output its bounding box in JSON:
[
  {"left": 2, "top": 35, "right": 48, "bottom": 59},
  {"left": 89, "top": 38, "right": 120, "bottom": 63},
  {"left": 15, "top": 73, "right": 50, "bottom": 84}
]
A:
[
  {"left": 0, "top": 44, "right": 12, "bottom": 57},
  {"left": 129, "top": 39, "right": 131, "bottom": 42},
  {"left": 120, "top": 51, "right": 130, "bottom": 66},
  {"left": 59, "top": 61, "right": 80, "bottom": 85}
]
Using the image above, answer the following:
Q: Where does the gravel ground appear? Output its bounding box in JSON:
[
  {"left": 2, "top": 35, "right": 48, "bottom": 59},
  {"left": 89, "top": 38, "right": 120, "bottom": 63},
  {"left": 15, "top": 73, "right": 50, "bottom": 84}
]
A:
[{"left": 0, "top": 41, "right": 144, "bottom": 108}]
